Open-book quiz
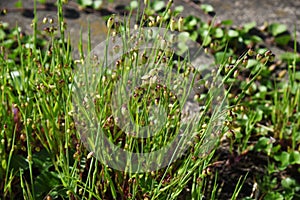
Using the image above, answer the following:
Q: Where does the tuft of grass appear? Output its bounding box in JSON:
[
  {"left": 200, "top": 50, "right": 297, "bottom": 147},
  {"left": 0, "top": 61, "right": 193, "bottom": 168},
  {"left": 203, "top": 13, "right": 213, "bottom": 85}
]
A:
[{"left": 0, "top": 0, "right": 299, "bottom": 199}]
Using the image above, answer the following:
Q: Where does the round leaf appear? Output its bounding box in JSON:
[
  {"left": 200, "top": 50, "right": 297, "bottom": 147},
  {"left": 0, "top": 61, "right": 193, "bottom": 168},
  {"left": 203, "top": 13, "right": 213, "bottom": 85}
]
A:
[{"left": 228, "top": 29, "right": 239, "bottom": 38}]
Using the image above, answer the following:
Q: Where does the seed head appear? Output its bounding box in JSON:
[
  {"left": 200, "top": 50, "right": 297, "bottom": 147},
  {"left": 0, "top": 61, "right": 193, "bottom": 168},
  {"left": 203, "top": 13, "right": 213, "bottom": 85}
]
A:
[
  {"left": 228, "top": 56, "right": 233, "bottom": 64},
  {"left": 247, "top": 48, "right": 255, "bottom": 57},
  {"left": 42, "top": 17, "right": 48, "bottom": 24},
  {"left": 156, "top": 15, "right": 162, "bottom": 23},
  {"left": 233, "top": 70, "right": 239, "bottom": 78},
  {"left": 87, "top": 151, "right": 94, "bottom": 159},
  {"left": 178, "top": 17, "right": 184, "bottom": 32},
  {"left": 264, "top": 50, "right": 272, "bottom": 57},
  {"left": 107, "top": 16, "right": 115, "bottom": 29},
  {"left": 170, "top": 18, "right": 176, "bottom": 31},
  {"left": 256, "top": 53, "right": 263, "bottom": 61}
]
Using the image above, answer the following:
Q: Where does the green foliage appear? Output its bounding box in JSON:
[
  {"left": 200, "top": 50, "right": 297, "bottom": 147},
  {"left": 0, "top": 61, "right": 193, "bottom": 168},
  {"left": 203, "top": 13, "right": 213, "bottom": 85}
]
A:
[
  {"left": 268, "top": 23, "right": 291, "bottom": 46},
  {"left": 77, "top": 0, "right": 103, "bottom": 9},
  {"left": 268, "top": 23, "right": 287, "bottom": 36},
  {"left": 200, "top": 4, "right": 214, "bottom": 14},
  {"left": 1, "top": 1, "right": 299, "bottom": 199}
]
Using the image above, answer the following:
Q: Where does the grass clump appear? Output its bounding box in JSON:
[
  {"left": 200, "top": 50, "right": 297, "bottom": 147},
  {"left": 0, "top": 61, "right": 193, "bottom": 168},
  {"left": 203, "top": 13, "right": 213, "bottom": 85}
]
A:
[{"left": 0, "top": 0, "right": 299, "bottom": 199}]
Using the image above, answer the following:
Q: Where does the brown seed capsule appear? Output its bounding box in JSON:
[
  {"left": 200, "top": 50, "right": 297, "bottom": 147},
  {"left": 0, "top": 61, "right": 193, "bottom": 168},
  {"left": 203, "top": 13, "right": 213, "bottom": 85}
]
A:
[
  {"left": 278, "top": 70, "right": 287, "bottom": 78},
  {"left": 225, "top": 65, "right": 233, "bottom": 73},
  {"left": 242, "top": 57, "right": 248, "bottom": 67},
  {"left": 264, "top": 50, "right": 272, "bottom": 57},
  {"left": 228, "top": 56, "right": 233, "bottom": 64},
  {"left": 20, "top": 134, "right": 26, "bottom": 141}
]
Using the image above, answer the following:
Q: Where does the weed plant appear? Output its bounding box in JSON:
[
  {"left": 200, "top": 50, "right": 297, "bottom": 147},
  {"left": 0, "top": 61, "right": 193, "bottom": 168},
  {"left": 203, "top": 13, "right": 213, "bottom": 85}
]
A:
[{"left": 0, "top": 0, "right": 299, "bottom": 199}]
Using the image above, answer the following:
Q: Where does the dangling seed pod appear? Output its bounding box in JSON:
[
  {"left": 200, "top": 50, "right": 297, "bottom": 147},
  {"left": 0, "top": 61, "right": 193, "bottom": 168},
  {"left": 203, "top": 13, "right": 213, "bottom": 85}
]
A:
[
  {"left": 170, "top": 18, "right": 176, "bottom": 31},
  {"left": 87, "top": 151, "right": 94, "bottom": 159},
  {"left": 148, "top": 21, "right": 153, "bottom": 27},
  {"left": 228, "top": 56, "right": 233, "bottom": 64},
  {"left": 256, "top": 53, "right": 263, "bottom": 61},
  {"left": 160, "top": 39, "right": 167, "bottom": 49},
  {"left": 178, "top": 17, "right": 184, "bottom": 32},
  {"left": 42, "top": 17, "right": 48, "bottom": 24},
  {"left": 107, "top": 16, "right": 115, "bottom": 29},
  {"left": 141, "top": 53, "right": 148, "bottom": 64},
  {"left": 247, "top": 48, "right": 255, "bottom": 57},
  {"left": 264, "top": 50, "right": 272, "bottom": 57},
  {"left": 242, "top": 56, "right": 248, "bottom": 67},
  {"left": 233, "top": 70, "right": 239, "bottom": 78},
  {"left": 156, "top": 15, "right": 162, "bottom": 24}
]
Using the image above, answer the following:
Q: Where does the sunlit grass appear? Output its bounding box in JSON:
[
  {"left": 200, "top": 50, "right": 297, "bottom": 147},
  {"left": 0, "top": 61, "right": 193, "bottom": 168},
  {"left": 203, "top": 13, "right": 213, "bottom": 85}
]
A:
[{"left": 0, "top": 0, "right": 299, "bottom": 199}]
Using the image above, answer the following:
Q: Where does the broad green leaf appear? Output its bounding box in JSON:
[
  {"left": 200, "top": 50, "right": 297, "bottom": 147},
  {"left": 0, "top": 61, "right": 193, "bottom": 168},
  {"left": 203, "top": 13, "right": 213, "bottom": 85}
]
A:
[
  {"left": 152, "top": 1, "right": 165, "bottom": 11},
  {"left": 202, "top": 35, "right": 212, "bottom": 46},
  {"left": 264, "top": 192, "right": 284, "bottom": 200},
  {"left": 185, "top": 16, "right": 200, "bottom": 28},
  {"left": 200, "top": 4, "right": 214, "bottom": 13},
  {"left": 0, "top": 29, "right": 5, "bottom": 40},
  {"left": 257, "top": 48, "right": 268, "bottom": 54},
  {"left": 281, "top": 177, "right": 296, "bottom": 189},
  {"left": 189, "top": 31, "right": 198, "bottom": 41},
  {"left": 268, "top": 23, "right": 287, "bottom": 36},
  {"left": 80, "top": 0, "right": 93, "bottom": 6},
  {"left": 228, "top": 29, "right": 239, "bottom": 38},
  {"left": 15, "top": 0, "right": 23, "bottom": 8},
  {"left": 174, "top": 5, "right": 184, "bottom": 13},
  {"left": 275, "top": 34, "right": 291, "bottom": 46},
  {"left": 93, "top": 0, "right": 103, "bottom": 9},
  {"left": 243, "top": 21, "right": 256, "bottom": 33},
  {"left": 221, "top": 20, "right": 233, "bottom": 26},
  {"left": 130, "top": 0, "right": 138, "bottom": 9},
  {"left": 250, "top": 35, "right": 263, "bottom": 42},
  {"left": 254, "top": 137, "right": 270, "bottom": 152},
  {"left": 246, "top": 59, "right": 259, "bottom": 69},
  {"left": 289, "top": 151, "right": 300, "bottom": 165},
  {"left": 274, "top": 151, "right": 290, "bottom": 169},
  {"left": 215, "top": 28, "right": 224, "bottom": 38},
  {"left": 178, "top": 31, "right": 190, "bottom": 41}
]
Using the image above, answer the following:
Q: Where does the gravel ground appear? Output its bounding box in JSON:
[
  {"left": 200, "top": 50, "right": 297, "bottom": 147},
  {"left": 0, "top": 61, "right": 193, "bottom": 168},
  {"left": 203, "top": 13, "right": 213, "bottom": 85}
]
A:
[{"left": 1, "top": 0, "right": 299, "bottom": 57}]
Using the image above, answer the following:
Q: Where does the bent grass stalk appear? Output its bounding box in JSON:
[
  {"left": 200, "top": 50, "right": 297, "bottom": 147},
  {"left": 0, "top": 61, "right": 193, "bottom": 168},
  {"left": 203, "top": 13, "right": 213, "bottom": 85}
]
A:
[{"left": 3, "top": 0, "right": 297, "bottom": 199}]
